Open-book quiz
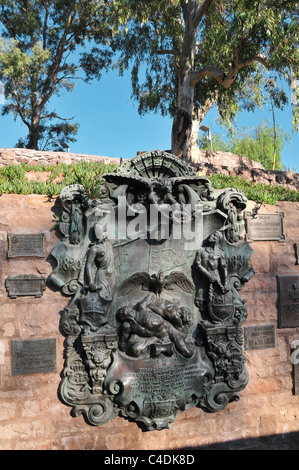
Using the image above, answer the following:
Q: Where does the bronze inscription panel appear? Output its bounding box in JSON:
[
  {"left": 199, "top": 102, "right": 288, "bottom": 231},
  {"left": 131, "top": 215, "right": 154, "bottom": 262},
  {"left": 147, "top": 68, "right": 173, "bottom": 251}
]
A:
[
  {"left": 5, "top": 275, "right": 46, "bottom": 298},
  {"left": 277, "top": 275, "right": 299, "bottom": 328},
  {"left": 291, "top": 342, "right": 299, "bottom": 395},
  {"left": 8, "top": 233, "right": 45, "bottom": 258},
  {"left": 293, "top": 362, "right": 299, "bottom": 395},
  {"left": 12, "top": 338, "right": 56, "bottom": 375},
  {"left": 244, "top": 324, "right": 276, "bottom": 350},
  {"left": 245, "top": 212, "right": 285, "bottom": 242}
]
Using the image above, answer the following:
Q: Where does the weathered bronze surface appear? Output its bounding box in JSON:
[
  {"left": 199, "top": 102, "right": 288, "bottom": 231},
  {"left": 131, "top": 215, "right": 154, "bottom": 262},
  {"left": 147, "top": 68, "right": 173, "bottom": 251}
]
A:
[
  {"left": 12, "top": 338, "right": 56, "bottom": 375},
  {"left": 244, "top": 324, "right": 275, "bottom": 350},
  {"left": 245, "top": 212, "right": 285, "bottom": 242},
  {"left": 48, "top": 150, "right": 254, "bottom": 430},
  {"left": 293, "top": 362, "right": 299, "bottom": 395},
  {"left": 291, "top": 342, "right": 299, "bottom": 395},
  {"left": 5, "top": 275, "right": 46, "bottom": 298},
  {"left": 8, "top": 233, "right": 45, "bottom": 257},
  {"left": 277, "top": 275, "right": 299, "bottom": 328}
]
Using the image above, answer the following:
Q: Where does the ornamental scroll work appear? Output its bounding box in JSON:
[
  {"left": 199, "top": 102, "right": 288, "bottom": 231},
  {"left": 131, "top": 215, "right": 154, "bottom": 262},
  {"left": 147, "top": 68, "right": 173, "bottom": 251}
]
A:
[{"left": 48, "top": 151, "right": 254, "bottom": 430}]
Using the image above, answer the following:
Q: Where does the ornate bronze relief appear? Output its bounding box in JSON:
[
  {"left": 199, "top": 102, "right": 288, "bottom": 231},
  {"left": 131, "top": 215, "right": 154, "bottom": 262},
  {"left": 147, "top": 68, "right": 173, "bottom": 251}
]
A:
[{"left": 48, "top": 151, "right": 254, "bottom": 430}]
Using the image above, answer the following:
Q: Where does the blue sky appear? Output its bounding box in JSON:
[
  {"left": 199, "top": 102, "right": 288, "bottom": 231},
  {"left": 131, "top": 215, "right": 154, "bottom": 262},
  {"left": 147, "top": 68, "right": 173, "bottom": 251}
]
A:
[{"left": 0, "top": 68, "right": 298, "bottom": 171}]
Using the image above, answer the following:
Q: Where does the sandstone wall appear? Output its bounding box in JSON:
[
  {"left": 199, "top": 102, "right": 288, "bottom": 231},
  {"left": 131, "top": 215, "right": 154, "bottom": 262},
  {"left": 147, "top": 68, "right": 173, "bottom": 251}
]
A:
[
  {"left": 0, "top": 192, "right": 298, "bottom": 450},
  {"left": 196, "top": 150, "right": 299, "bottom": 191},
  {"left": 0, "top": 147, "right": 122, "bottom": 167}
]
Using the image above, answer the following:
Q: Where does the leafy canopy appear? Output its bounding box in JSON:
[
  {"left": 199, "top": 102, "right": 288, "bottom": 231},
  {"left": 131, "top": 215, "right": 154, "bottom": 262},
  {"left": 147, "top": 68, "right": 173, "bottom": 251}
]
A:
[
  {"left": 0, "top": 0, "right": 112, "bottom": 150},
  {"left": 110, "top": 0, "right": 299, "bottom": 130}
]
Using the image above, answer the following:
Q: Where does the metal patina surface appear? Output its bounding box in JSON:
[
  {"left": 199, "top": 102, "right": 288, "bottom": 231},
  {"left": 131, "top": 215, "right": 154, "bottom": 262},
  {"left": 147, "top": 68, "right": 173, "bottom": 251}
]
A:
[
  {"left": 11, "top": 338, "right": 56, "bottom": 375},
  {"left": 277, "top": 274, "right": 299, "bottom": 328},
  {"left": 244, "top": 212, "right": 285, "bottom": 242},
  {"left": 8, "top": 233, "right": 45, "bottom": 258},
  {"left": 6, "top": 274, "right": 46, "bottom": 298},
  {"left": 48, "top": 150, "right": 254, "bottom": 430},
  {"left": 244, "top": 324, "right": 276, "bottom": 351}
]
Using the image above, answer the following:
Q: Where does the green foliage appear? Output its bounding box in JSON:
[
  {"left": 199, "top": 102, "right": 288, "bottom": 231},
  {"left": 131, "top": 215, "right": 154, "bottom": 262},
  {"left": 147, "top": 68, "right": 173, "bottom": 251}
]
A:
[
  {"left": 0, "top": 161, "right": 118, "bottom": 197},
  {"left": 208, "top": 173, "right": 299, "bottom": 205},
  {"left": 110, "top": 0, "right": 299, "bottom": 131},
  {"left": 199, "top": 121, "right": 290, "bottom": 171},
  {"left": 0, "top": 161, "right": 297, "bottom": 206},
  {"left": 0, "top": 0, "right": 112, "bottom": 150}
]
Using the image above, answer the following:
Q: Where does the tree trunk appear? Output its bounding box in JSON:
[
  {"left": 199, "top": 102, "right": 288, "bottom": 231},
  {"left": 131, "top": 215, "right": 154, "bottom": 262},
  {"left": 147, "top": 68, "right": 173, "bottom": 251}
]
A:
[
  {"left": 171, "top": 0, "right": 213, "bottom": 163},
  {"left": 171, "top": 76, "right": 195, "bottom": 163},
  {"left": 27, "top": 127, "right": 40, "bottom": 150},
  {"left": 171, "top": 79, "right": 216, "bottom": 163},
  {"left": 27, "top": 107, "right": 42, "bottom": 149}
]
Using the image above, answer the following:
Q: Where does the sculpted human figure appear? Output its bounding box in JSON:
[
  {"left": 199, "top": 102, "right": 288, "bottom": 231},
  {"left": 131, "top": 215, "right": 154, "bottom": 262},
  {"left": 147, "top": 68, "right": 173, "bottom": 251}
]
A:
[
  {"left": 85, "top": 227, "right": 116, "bottom": 299},
  {"left": 117, "top": 293, "right": 193, "bottom": 358},
  {"left": 79, "top": 226, "right": 116, "bottom": 334},
  {"left": 195, "top": 230, "right": 230, "bottom": 312},
  {"left": 70, "top": 198, "right": 84, "bottom": 244}
]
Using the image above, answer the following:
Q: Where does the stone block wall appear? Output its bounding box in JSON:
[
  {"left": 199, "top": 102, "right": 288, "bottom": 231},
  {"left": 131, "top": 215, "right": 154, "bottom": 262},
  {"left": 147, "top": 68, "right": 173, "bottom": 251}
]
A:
[{"left": 0, "top": 194, "right": 298, "bottom": 450}]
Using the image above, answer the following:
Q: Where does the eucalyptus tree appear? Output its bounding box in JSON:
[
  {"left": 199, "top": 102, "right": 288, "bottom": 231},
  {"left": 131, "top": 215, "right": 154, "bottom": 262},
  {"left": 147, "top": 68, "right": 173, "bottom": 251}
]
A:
[
  {"left": 0, "top": 0, "right": 112, "bottom": 150},
  {"left": 111, "top": 0, "right": 299, "bottom": 162}
]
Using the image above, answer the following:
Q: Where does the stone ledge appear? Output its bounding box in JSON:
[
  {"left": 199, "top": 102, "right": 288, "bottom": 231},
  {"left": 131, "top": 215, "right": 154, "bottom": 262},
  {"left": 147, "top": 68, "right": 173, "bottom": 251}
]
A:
[
  {"left": 0, "top": 148, "right": 122, "bottom": 166},
  {"left": 196, "top": 150, "right": 299, "bottom": 191}
]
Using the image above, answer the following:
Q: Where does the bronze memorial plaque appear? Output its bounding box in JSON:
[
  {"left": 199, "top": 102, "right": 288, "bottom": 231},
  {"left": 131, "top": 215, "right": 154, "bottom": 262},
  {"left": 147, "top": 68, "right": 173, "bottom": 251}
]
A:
[
  {"left": 8, "top": 233, "right": 45, "bottom": 258},
  {"left": 12, "top": 338, "right": 56, "bottom": 375},
  {"left": 291, "top": 342, "right": 299, "bottom": 395},
  {"left": 48, "top": 151, "right": 255, "bottom": 430},
  {"left": 5, "top": 275, "right": 46, "bottom": 298},
  {"left": 277, "top": 275, "right": 299, "bottom": 328},
  {"left": 244, "top": 212, "right": 285, "bottom": 242},
  {"left": 293, "top": 362, "right": 299, "bottom": 395},
  {"left": 244, "top": 324, "right": 276, "bottom": 350}
]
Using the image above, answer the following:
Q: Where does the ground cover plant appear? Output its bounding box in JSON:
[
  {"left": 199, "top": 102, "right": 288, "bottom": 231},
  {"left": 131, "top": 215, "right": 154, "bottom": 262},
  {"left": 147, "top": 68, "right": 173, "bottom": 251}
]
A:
[{"left": 0, "top": 161, "right": 297, "bottom": 205}]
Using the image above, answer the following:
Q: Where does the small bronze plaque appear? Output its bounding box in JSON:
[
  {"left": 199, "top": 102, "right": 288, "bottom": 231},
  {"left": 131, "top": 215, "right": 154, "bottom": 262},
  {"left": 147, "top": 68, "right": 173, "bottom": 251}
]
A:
[
  {"left": 291, "top": 342, "right": 299, "bottom": 395},
  {"left": 244, "top": 324, "right": 276, "bottom": 350},
  {"left": 245, "top": 212, "right": 285, "bottom": 242},
  {"left": 277, "top": 275, "right": 299, "bottom": 328},
  {"left": 293, "top": 362, "right": 299, "bottom": 395},
  {"left": 5, "top": 275, "right": 46, "bottom": 298},
  {"left": 11, "top": 338, "right": 56, "bottom": 375},
  {"left": 8, "top": 233, "right": 45, "bottom": 258}
]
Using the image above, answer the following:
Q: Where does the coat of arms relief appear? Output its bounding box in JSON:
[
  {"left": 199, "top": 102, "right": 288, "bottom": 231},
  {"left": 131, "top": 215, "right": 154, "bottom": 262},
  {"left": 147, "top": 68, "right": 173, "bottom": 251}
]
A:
[{"left": 48, "top": 151, "right": 254, "bottom": 430}]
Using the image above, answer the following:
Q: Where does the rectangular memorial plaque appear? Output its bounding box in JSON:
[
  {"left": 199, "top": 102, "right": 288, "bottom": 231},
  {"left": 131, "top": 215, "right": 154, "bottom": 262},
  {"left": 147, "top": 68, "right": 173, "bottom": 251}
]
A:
[
  {"left": 8, "top": 233, "right": 45, "bottom": 258},
  {"left": 245, "top": 212, "right": 285, "bottom": 242},
  {"left": 291, "top": 342, "right": 299, "bottom": 395},
  {"left": 5, "top": 275, "right": 46, "bottom": 298},
  {"left": 277, "top": 275, "right": 299, "bottom": 328},
  {"left": 244, "top": 324, "right": 276, "bottom": 350},
  {"left": 293, "top": 362, "right": 299, "bottom": 395},
  {"left": 12, "top": 338, "right": 56, "bottom": 375}
]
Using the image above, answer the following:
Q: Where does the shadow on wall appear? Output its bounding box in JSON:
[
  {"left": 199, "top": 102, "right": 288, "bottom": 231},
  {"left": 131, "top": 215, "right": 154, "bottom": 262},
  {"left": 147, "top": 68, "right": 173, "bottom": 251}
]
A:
[{"left": 185, "top": 432, "right": 299, "bottom": 450}]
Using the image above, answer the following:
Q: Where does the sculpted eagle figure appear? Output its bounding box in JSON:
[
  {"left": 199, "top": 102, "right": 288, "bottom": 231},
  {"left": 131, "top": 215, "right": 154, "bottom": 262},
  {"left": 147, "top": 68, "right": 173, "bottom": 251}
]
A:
[{"left": 118, "top": 270, "right": 195, "bottom": 297}]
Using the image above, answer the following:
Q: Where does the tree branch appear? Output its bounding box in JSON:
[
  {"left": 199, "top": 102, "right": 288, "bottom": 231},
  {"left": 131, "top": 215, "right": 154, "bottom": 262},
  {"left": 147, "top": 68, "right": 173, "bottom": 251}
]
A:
[
  {"left": 191, "top": 55, "right": 269, "bottom": 89},
  {"left": 190, "top": 66, "right": 226, "bottom": 87},
  {"left": 156, "top": 49, "right": 179, "bottom": 56},
  {"left": 11, "top": 82, "right": 31, "bottom": 128},
  {"left": 193, "top": 0, "right": 214, "bottom": 27},
  {"left": 42, "top": 2, "right": 50, "bottom": 50},
  {"left": 180, "top": 0, "right": 214, "bottom": 26},
  {"left": 38, "top": 2, "right": 77, "bottom": 110}
]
